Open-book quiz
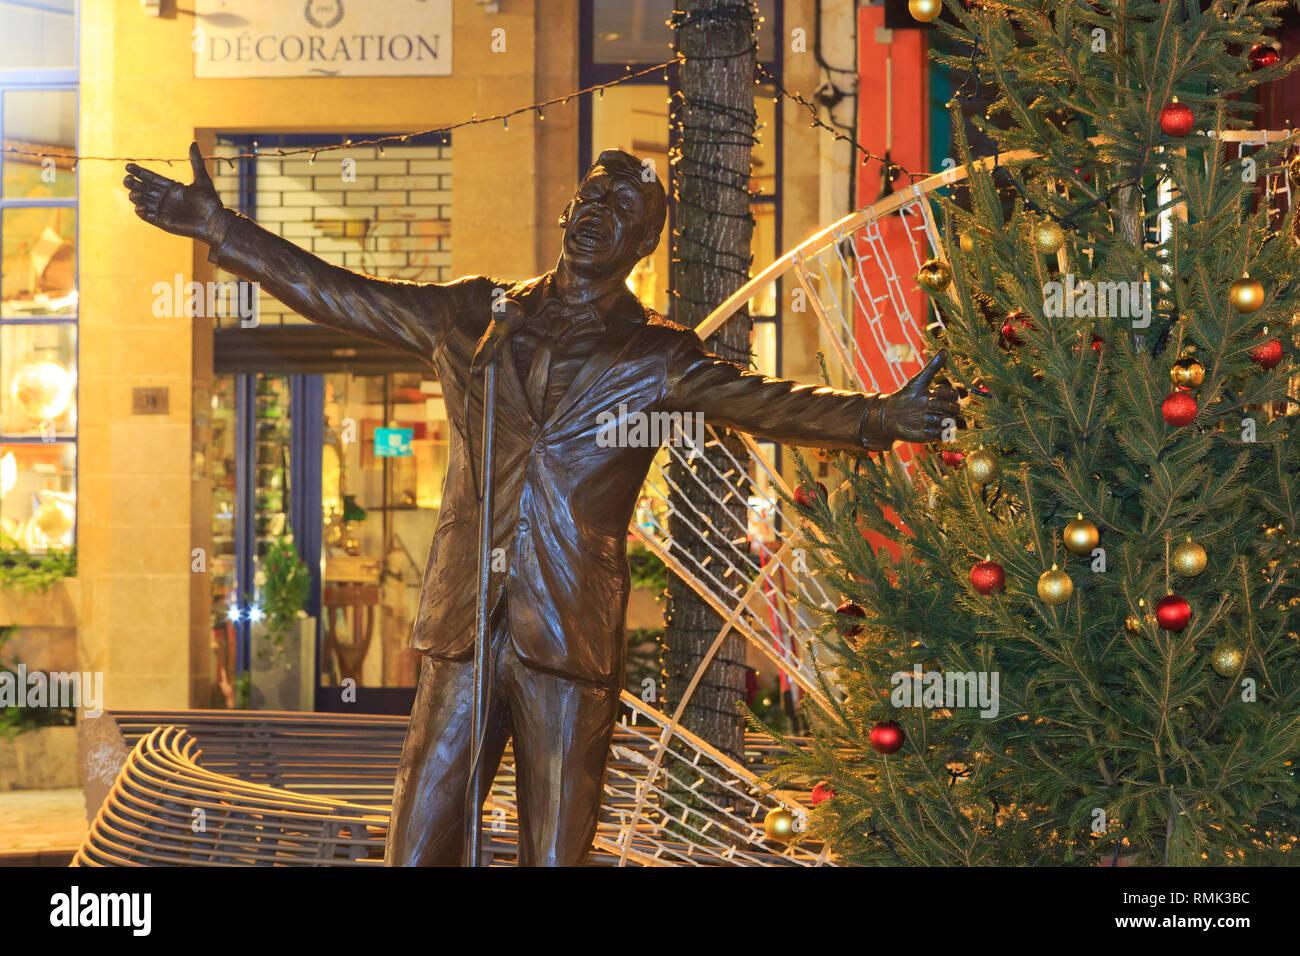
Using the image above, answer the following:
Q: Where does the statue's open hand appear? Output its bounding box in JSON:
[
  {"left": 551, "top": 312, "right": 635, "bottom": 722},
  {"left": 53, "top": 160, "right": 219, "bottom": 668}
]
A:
[
  {"left": 881, "top": 349, "right": 963, "bottom": 443},
  {"left": 124, "top": 142, "right": 224, "bottom": 240}
]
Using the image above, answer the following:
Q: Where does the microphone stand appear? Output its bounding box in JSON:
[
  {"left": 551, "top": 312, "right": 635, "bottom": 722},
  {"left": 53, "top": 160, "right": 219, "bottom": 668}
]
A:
[
  {"left": 465, "top": 359, "right": 495, "bottom": 867},
  {"left": 463, "top": 302, "right": 524, "bottom": 867}
]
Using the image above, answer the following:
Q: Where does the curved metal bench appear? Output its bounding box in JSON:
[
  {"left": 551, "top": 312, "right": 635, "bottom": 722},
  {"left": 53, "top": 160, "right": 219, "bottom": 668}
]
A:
[
  {"left": 75, "top": 727, "right": 388, "bottom": 866},
  {"left": 75, "top": 704, "right": 830, "bottom": 866}
]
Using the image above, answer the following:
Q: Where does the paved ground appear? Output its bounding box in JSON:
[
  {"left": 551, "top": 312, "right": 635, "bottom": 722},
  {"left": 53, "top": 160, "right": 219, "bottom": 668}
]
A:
[{"left": 0, "top": 788, "right": 85, "bottom": 866}]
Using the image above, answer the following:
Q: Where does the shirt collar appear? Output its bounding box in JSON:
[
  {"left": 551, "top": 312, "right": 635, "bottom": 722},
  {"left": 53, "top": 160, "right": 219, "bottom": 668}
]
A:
[{"left": 536, "top": 271, "right": 646, "bottom": 329}]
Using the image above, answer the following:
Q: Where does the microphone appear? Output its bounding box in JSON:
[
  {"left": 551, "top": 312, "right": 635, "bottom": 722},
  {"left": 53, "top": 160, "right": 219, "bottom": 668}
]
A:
[{"left": 470, "top": 298, "right": 529, "bottom": 375}]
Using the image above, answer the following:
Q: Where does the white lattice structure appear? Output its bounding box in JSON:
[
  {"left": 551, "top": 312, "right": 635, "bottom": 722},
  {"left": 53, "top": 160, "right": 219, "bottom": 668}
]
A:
[{"left": 603, "top": 158, "right": 980, "bottom": 867}]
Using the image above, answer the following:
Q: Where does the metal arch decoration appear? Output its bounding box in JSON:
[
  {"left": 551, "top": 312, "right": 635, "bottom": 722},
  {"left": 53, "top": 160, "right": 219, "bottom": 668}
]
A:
[{"left": 610, "top": 147, "right": 989, "bottom": 867}]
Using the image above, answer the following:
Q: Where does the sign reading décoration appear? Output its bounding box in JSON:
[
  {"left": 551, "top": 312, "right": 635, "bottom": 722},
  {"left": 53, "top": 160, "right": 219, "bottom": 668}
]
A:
[{"left": 194, "top": 0, "right": 452, "bottom": 79}]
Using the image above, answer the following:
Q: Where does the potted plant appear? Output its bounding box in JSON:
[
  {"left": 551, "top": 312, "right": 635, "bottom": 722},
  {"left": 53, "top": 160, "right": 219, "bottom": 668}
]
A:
[{"left": 248, "top": 534, "right": 313, "bottom": 710}]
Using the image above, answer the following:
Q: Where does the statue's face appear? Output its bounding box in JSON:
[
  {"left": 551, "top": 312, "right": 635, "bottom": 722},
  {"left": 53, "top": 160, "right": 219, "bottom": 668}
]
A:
[{"left": 560, "top": 172, "right": 654, "bottom": 279}]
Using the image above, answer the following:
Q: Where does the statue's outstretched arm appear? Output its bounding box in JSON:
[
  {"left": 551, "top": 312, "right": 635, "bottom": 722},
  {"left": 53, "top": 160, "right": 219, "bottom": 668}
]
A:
[
  {"left": 664, "top": 338, "right": 960, "bottom": 451},
  {"left": 125, "top": 142, "right": 453, "bottom": 360}
]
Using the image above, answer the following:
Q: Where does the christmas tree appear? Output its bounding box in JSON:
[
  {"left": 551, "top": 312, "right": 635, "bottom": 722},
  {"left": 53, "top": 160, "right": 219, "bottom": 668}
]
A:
[{"left": 771, "top": 0, "right": 1300, "bottom": 865}]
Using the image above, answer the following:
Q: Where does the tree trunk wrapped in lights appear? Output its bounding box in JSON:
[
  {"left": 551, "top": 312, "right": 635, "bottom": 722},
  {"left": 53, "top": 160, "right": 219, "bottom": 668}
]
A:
[{"left": 662, "top": 0, "right": 760, "bottom": 766}]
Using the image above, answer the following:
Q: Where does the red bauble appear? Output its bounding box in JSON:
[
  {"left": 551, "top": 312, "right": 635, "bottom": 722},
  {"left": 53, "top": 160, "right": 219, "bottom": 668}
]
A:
[
  {"left": 1001, "top": 311, "right": 1034, "bottom": 346},
  {"left": 1250, "top": 337, "right": 1283, "bottom": 370},
  {"left": 941, "top": 450, "right": 965, "bottom": 468},
  {"left": 1159, "top": 100, "right": 1195, "bottom": 137},
  {"left": 1072, "top": 333, "right": 1105, "bottom": 355},
  {"left": 870, "top": 720, "right": 906, "bottom": 755},
  {"left": 970, "top": 559, "right": 1006, "bottom": 595},
  {"left": 1248, "top": 44, "right": 1280, "bottom": 71},
  {"left": 1162, "top": 391, "right": 1198, "bottom": 426},
  {"left": 1154, "top": 594, "right": 1192, "bottom": 632},
  {"left": 794, "top": 481, "right": 827, "bottom": 509},
  {"left": 835, "top": 601, "right": 866, "bottom": 636},
  {"left": 811, "top": 780, "right": 836, "bottom": 806}
]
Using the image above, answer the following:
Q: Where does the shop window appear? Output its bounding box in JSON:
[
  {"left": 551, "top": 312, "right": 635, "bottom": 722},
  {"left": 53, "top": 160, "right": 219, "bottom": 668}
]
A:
[
  {"left": 318, "top": 371, "right": 442, "bottom": 692},
  {"left": 0, "top": 5, "right": 79, "bottom": 555},
  {"left": 591, "top": 0, "right": 778, "bottom": 65}
]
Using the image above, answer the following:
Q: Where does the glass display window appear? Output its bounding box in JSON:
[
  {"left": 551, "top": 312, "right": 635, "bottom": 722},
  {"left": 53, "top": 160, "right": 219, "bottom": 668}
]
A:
[
  {"left": 319, "top": 371, "right": 446, "bottom": 693},
  {"left": 0, "top": 440, "right": 74, "bottom": 550}
]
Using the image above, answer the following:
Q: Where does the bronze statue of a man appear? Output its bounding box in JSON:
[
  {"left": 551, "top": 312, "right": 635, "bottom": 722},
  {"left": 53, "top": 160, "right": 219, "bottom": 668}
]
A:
[{"left": 124, "top": 144, "right": 959, "bottom": 866}]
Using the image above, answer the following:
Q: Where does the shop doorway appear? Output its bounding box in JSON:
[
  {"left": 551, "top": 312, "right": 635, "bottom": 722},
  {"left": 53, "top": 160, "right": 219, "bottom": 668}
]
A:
[{"left": 207, "top": 132, "right": 451, "bottom": 714}]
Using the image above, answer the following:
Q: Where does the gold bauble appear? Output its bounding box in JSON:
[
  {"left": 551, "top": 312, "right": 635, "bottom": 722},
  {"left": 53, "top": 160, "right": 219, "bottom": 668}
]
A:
[
  {"left": 908, "top": 0, "right": 942, "bottom": 22},
  {"left": 1230, "top": 275, "right": 1264, "bottom": 313},
  {"left": 763, "top": 807, "right": 795, "bottom": 842},
  {"left": 1289, "top": 154, "right": 1300, "bottom": 188},
  {"left": 1171, "top": 539, "right": 1208, "bottom": 577},
  {"left": 916, "top": 258, "right": 952, "bottom": 293},
  {"left": 1037, "top": 565, "right": 1074, "bottom": 606},
  {"left": 959, "top": 233, "right": 976, "bottom": 255},
  {"left": 1063, "top": 514, "right": 1099, "bottom": 555},
  {"left": 966, "top": 448, "right": 1001, "bottom": 486},
  {"left": 1034, "top": 220, "right": 1065, "bottom": 255},
  {"left": 1125, "top": 600, "right": 1148, "bottom": 635},
  {"left": 1210, "top": 642, "right": 1244, "bottom": 677},
  {"left": 1170, "top": 356, "right": 1205, "bottom": 390}
]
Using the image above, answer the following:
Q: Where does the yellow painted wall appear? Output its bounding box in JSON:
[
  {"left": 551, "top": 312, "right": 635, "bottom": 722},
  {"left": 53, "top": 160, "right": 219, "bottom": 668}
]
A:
[{"left": 77, "top": 0, "right": 576, "bottom": 708}]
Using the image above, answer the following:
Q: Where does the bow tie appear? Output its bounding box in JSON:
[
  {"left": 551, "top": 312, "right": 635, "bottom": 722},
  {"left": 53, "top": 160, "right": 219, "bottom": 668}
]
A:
[{"left": 528, "top": 296, "right": 603, "bottom": 333}]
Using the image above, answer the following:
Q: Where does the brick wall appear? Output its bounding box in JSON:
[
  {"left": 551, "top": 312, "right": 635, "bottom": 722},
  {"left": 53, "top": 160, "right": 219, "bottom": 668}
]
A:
[{"left": 211, "top": 141, "right": 452, "bottom": 328}]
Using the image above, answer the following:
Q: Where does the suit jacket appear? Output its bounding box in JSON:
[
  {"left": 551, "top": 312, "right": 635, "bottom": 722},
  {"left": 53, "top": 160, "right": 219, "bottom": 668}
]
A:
[{"left": 209, "top": 210, "right": 892, "bottom": 685}]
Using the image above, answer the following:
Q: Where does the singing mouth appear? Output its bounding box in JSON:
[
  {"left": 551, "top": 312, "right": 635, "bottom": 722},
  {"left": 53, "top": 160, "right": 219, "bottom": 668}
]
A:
[{"left": 570, "top": 213, "right": 611, "bottom": 247}]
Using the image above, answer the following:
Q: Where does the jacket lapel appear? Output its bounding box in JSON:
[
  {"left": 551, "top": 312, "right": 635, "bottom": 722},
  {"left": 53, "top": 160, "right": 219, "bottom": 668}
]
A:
[
  {"left": 544, "top": 289, "right": 647, "bottom": 429},
  {"left": 496, "top": 276, "right": 548, "bottom": 422}
]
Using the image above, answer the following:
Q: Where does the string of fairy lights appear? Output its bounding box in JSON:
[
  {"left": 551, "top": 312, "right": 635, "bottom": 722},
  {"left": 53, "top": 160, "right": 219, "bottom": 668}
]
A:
[
  {"left": 2, "top": 40, "right": 923, "bottom": 186},
  {"left": 2, "top": 60, "right": 681, "bottom": 169},
  {"left": 8, "top": 9, "right": 1291, "bottom": 249}
]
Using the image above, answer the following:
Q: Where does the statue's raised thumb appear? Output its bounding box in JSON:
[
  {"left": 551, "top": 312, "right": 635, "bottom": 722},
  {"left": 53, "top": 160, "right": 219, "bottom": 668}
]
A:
[
  {"left": 906, "top": 349, "right": 947, "bottom": 393},
  {"left": 189, "top": 142, "right": 214, "bottom": 189}
]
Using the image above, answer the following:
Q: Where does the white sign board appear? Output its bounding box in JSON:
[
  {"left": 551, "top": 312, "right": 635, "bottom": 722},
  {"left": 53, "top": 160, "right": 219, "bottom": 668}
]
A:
[{"left": 194, "top": 0, "right": 452, "bottom": 78}]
